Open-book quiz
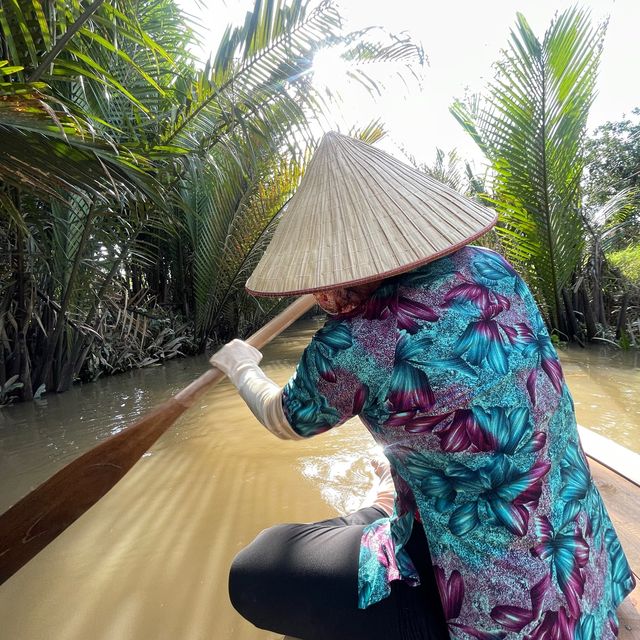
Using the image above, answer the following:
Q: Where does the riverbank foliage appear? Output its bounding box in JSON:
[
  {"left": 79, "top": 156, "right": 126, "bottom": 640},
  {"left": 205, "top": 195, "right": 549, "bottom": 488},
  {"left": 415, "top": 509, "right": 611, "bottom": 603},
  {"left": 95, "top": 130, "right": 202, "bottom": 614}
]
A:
[
  {"left": 2, "top": 2, "right": 637, "bottom": 406},
  {"left": 0, "top": 0, "right": 422, "bottom": 403},
  {"left": 451, "top": 7, "right": 639, "bottom": 348},
  {"left": 609, "top": 246, "right": 640, "bottom": 286}
]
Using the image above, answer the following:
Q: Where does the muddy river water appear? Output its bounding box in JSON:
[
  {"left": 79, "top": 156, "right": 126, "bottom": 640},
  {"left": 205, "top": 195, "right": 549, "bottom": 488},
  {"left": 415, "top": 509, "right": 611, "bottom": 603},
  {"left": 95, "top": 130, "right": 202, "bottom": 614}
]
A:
[{"left": 0, "top": 319, "right": 638, "bottom": 639}]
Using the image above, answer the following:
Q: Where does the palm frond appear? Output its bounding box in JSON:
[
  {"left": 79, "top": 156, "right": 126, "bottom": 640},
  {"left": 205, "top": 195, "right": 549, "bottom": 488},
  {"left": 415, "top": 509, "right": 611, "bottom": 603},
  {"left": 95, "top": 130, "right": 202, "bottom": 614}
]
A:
[
  {"left": 590, "top": 187, "right": 640, "bottom": 251},
  {"left": 0, "top": 92, "right": 156, "bottom": 203},
  {"left": 451, "top": 7, "right": 606, "bottom": 329},
  {"left": 160, "top": 0, "right": 340, "bottom": 152}
]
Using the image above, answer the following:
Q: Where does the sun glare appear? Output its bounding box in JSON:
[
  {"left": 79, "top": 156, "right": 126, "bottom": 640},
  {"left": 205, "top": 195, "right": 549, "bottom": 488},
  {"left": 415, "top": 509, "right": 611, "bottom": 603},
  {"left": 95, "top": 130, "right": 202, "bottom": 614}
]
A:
[{"left": 311, "top": 46, "right": 349, "bottom": 93}]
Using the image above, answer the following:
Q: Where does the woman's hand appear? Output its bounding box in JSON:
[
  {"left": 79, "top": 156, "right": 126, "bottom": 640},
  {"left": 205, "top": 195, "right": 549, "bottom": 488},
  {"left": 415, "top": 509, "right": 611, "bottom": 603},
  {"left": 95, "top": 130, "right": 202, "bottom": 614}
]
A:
[{"left": 210, "top": 339, "right": 262, "bottom": 382}]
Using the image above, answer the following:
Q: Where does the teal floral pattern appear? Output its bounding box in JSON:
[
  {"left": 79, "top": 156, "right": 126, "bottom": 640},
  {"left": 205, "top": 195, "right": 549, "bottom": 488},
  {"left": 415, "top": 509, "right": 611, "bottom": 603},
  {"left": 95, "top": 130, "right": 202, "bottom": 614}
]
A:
[{"left": 282, "top": 246, "right": 635, "bottom": 639}]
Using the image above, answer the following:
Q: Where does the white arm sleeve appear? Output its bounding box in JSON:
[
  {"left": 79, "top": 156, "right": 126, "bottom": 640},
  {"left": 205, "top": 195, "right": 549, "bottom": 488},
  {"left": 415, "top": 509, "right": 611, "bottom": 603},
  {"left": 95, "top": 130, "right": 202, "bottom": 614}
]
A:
[{"left": 230, "top": 361, "right": 304, "bottom": 440}]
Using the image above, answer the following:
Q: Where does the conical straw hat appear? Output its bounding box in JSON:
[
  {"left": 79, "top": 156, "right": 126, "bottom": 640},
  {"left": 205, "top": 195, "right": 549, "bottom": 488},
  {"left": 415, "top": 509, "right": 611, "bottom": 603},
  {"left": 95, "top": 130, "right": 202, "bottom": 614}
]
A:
[{"left": 246, "top": 131, "right": 497, "bottom": 296}]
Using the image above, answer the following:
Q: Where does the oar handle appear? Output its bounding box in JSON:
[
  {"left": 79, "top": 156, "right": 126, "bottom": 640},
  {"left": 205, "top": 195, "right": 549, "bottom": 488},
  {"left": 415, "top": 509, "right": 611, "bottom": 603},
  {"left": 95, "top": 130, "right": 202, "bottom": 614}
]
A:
[{"left": 173, "top": 294, "right": 316, "bottom": 407}]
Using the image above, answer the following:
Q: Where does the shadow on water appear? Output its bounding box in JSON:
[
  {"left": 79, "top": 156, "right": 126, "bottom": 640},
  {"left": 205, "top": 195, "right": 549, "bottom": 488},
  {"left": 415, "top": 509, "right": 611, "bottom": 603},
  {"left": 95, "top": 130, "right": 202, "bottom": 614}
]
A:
[{"left": 0, "top": 320, "right": 637, "bottom": 639}]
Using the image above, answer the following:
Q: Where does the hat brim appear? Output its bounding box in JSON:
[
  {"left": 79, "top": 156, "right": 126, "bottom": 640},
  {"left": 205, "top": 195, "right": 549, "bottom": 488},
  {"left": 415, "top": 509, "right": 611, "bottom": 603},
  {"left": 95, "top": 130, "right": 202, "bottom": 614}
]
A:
[{"left": 246, "top": 213, "right": 498, "bottom": 297}]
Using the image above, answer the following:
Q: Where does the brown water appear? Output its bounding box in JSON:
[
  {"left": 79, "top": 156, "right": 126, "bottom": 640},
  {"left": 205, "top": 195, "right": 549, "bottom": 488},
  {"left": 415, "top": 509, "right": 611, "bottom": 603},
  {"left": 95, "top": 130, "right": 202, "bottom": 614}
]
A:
[
  {"left": 0, "top": 320, "right": 638, "bottom": 640},
  {"left": 559, "top": 344, "right": 640, "bottom": 453}
]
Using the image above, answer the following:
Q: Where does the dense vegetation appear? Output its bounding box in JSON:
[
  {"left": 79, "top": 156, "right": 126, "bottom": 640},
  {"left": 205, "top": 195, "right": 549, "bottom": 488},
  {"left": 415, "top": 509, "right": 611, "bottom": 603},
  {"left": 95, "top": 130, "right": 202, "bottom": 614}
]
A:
[
  {"left": 609, "top": 246, "right": 640, "bottom": 286},
  {"left": 450, "top": 7, "right": 639, "bottom": 346},
  {"left": 1, "top": 2, "right": 637, "bottom": 406},
  {"left": 0, "top": 0, "right": 422, "bottom": 403}
]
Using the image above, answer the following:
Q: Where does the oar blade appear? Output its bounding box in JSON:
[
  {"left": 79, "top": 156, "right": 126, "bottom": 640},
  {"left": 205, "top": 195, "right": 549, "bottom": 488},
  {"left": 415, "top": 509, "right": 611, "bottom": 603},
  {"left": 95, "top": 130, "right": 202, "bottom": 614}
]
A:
[{"left": 0, "top": 398, "right": 184, "bottom": 585}]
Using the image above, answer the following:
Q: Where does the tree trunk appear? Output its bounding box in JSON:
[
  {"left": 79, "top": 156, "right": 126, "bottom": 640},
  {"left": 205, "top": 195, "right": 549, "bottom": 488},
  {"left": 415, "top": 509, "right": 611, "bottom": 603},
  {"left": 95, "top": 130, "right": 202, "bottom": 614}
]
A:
[
  {"left": 0, "top": 282, "right": 13, "bottom": 389},
  {"left": 57, "top": 235, "right": 135, "bottom": 392},
  {"left": 562, "top": 288, "right": 582, "bottom": 344},
  {"left": 579, "top": 281, "right": 597, "bottom": 340},
  {"left": 592, "top": 242, "right": 608, "bottom": 326},
  {"left": 38, "top": 205, "right": 96, "bottom": 391},
  {"left": 14, "top": 225, "right": 33, "bottom": 400},
  {"left": 616, "top": 292, "right": 629, "bottom": 340}
]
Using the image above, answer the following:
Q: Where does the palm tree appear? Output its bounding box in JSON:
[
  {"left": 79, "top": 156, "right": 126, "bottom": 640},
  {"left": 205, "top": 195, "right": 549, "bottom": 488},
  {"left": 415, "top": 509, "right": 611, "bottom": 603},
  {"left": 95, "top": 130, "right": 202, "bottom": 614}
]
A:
[
  {"left": 0, "top": 0, "right": 423, "bottom": 401},
  {"left": 450, "top": 7, "right": 607, "bottom": 336}
]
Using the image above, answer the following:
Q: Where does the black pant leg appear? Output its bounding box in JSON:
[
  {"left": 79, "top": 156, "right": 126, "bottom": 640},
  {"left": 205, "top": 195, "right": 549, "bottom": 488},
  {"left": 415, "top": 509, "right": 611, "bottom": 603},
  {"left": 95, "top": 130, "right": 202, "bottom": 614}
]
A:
[
  {"left": 311, "top": 505, "right": 389, "bottom": 527},
  {"left": 228, "top": 508, "right": 449, "bottom": 640}
]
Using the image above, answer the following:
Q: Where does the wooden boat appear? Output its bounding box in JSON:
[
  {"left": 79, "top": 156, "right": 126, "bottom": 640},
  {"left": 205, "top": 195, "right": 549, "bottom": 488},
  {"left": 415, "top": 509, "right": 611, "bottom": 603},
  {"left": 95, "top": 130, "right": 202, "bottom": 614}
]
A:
[{"left": 578, "top": 427, "right": 640, "bottom": 640}]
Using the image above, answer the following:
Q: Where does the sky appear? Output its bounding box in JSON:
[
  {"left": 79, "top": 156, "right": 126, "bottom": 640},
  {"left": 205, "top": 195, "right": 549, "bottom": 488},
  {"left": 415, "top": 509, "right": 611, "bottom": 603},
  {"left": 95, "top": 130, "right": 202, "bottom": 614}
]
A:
[{"left": 180, "top": 0, "right": 639, "bottom": 170}]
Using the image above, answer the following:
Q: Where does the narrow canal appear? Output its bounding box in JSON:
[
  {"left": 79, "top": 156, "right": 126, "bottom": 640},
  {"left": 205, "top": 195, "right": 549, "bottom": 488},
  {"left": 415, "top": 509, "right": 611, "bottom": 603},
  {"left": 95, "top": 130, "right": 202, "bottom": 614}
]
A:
[{"left": 0, "top": 319, "right": 638, "bottom": 639}]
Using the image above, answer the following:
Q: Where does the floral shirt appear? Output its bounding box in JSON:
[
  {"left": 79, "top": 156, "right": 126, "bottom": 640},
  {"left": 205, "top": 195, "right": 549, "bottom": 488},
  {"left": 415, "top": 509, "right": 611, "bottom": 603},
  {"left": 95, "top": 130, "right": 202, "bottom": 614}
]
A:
[{"left": 281, "top": 246, "right": 635, "bottom": 640}]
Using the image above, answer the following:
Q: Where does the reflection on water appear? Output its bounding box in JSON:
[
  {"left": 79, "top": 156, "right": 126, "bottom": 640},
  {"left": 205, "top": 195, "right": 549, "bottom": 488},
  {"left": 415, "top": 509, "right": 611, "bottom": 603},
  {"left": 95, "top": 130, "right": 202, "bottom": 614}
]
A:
[{"left": 0, "top": 319, "right": 638, "bottom": 639}]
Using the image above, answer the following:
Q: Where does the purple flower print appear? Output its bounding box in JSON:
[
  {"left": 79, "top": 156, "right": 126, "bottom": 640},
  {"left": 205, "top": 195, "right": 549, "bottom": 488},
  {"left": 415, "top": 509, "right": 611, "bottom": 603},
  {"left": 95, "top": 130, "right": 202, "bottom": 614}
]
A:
[
  {"left": 524, "top": 607, "right": 575, "bottom": 640},
  {"left": 402, "top": 451, "right": 550, "bottom": 537},
  {"left": 512, "top": 318, "right": 564, "bottom": 400},
  {"left": 491, "top": 574, "right": 551, "bottom": 631},
  {"left": 311, "top": 321, "right": 353, "bottom": 382},
  {"left": 393, "top": 295, "right": 439, "bottom": 333},
  {"left": 434, "top": 565, "right": 464, "bottom": 620},
  {"left": 390, "top": 406, "right": 545, "bottom": 456},
  {"left": 386, "top": 332, "right": 436, "bottom": 412},
  {"left": 473, "top": 406, "right": 546, "bottom": 456},
  {"left": 352, "top": 383, "right": 369, "bottom": 414},
  {"left": 398, "top": 409, "right": 489, "bottom": 452},
  {"left": 450, "top": 626, "right": 507, "bottom": 640},
  {"left": 453, "top": 306, "right": 514, "bottom": 375},
  {"left": 362, "top": 283, "right": 397, "bottom": 320},
  {"left": 608, "top": 611, "right": 619, "bottom": 636},
  {"left": 456, "top": 457, "right": 550, "bottom": 537},
  {"left": 444, "top": 281, "right": 511, "bottom": 314},
  {"left": 433, "top": 565, "right": 508, "bottom": 639},
  {"left": 470, "top": 248, "right": 529, "bottom": 299}
]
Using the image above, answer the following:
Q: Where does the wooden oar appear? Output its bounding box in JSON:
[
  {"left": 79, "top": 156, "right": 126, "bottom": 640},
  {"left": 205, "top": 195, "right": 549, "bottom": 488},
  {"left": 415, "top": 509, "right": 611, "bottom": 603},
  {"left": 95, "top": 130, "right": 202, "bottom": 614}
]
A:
[{"left": 0, "top": 294, "right": 316, "bottom": 586}]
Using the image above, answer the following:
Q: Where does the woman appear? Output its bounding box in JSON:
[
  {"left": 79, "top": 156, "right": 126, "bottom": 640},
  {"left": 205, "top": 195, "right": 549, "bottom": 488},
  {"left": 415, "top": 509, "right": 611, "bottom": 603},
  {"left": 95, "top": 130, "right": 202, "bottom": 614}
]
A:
[{"left": 211, "top": 132, "right": 635, "bottom": 640}]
